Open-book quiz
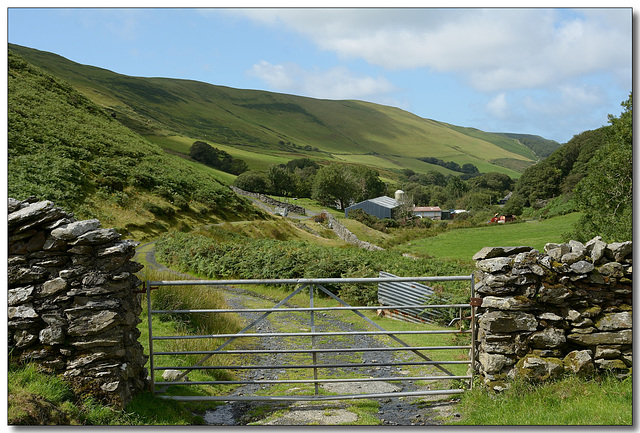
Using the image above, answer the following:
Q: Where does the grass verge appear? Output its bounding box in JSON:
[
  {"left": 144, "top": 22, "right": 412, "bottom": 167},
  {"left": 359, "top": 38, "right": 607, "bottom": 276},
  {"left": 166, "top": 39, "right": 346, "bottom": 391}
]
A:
[{"left": 451, "top": 374, "right": 632, "bottom": 425}]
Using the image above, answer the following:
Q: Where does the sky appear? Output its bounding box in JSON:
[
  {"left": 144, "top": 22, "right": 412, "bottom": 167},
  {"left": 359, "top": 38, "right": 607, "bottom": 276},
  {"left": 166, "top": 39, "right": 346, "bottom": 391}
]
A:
[{"left": 6, "top": 6, "right": 634, "bottom": 144}]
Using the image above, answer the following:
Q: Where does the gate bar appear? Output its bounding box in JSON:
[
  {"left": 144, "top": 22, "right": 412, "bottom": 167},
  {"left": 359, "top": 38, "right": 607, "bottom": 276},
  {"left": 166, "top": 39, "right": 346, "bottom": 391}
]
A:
[
  {"left": 147, "top": 275, "right": 474, "bottom": 286},
  {"left": 159, "top": 389, "right": 466, "bottom": 402},
  {"left": 153, "top": 329, "right": 471, "bottom": 340},
  {"left": 158, "top": 375, "right": 473, "bottom": 386},
  {"left": 150, "top": 303, "right": 470, "bottom": 314},
  {"left": 153, "top": 345, "right": 472, "bottom": 355},
  {"left": 154, "top": 360, "right": 470, "bottom": 371}
]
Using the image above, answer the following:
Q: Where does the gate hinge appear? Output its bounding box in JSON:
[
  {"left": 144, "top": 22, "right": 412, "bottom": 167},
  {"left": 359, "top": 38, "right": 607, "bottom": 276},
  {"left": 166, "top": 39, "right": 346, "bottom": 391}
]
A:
[
  {"left": 470, "top": 297, "right": 483, "bottom": 307},
  {"left": 135, "top": 283, "right": 159, "bottom": 294}
]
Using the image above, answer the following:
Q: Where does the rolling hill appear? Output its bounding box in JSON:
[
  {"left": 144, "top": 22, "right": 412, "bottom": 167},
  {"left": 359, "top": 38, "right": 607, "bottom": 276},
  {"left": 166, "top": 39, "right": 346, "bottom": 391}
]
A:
[{"left": 9, "top": 44, "right": 559, "bottom": 179}]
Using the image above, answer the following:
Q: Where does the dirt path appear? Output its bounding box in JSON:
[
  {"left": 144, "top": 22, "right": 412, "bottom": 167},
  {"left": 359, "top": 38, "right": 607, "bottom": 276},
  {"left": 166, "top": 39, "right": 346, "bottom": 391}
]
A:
[{"left": 136, "top": 242, "right": 463, "bottom": 426}]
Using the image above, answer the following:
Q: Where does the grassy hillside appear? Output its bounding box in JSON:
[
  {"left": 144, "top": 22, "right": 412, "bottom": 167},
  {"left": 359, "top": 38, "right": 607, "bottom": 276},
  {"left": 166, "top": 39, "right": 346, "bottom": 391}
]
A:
[
  {"left": 8, "top": 50, "right": 265, "bottom": 240},
  {"left": 9, "top": 44, "right": 549, "bottom": 179}
]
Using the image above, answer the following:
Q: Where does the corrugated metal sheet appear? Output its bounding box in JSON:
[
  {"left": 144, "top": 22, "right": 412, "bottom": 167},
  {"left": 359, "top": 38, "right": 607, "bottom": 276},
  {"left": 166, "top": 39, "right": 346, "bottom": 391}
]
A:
[
  {"left": 345, "top": 196, "right": 400, "bottom": 219},
  {"left": 377, "top": 271, "right": 447, "bottom": 323}
]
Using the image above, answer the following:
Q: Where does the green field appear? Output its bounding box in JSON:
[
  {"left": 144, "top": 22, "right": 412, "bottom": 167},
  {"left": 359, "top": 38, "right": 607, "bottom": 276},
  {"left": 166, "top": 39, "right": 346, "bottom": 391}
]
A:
[{"left": 395, "top": 213, "right": 582, "bottom": 262}]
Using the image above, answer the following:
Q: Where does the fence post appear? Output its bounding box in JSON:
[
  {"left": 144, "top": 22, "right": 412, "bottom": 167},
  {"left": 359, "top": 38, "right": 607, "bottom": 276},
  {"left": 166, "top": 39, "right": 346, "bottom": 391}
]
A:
[{"left": 146, "top": 281, "right": 155, "bottom": 394}]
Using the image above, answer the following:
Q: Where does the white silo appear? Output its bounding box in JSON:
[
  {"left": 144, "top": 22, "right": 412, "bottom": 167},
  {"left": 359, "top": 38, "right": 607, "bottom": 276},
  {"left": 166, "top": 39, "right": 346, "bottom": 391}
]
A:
[{"left": 395, "top": 190, "right": 405, "bottom": 203}]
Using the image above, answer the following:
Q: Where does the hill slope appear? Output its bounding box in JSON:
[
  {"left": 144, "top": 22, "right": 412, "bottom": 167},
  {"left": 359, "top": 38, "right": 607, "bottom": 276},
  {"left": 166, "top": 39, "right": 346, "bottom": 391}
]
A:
[
  {"left": 10, "top": 44, "right": 558, "bottom": 178},
  {"left": 8, "top": 50, "right": 263, "bottom": 240}
]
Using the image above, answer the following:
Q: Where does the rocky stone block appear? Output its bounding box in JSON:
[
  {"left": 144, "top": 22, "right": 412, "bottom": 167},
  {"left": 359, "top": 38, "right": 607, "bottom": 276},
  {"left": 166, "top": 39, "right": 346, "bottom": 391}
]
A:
[
  {"left": 479, "top": 311, "right": 538, "bottom": 333},
  {"left": 528, "top": 327, "right": 566, "bottom": 348},
  {"left": 563, "top": 350, "right": 594, "bottom": 377},
  {"left": 595, "top": 312, "right": 632, "bottom": 331},
  {"left": 515, "top": 354, "right": 564, "bottom": 382}
]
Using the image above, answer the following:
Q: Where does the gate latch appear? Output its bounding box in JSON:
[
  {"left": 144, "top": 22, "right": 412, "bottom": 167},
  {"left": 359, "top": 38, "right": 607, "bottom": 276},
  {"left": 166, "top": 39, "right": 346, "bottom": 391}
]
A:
[{"left": 469, "top": 297, "right": 483, "bottom": 307}]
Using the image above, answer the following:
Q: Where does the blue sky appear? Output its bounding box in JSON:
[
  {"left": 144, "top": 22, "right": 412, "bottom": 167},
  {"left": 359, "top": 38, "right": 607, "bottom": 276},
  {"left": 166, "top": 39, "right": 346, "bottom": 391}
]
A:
[{"left": 6, "top": 6, "right": 633, "bottom": 143}]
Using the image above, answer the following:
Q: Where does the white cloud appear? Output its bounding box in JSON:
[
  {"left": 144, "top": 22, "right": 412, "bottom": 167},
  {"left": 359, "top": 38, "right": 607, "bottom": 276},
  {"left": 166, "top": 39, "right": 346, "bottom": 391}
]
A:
[
  {"left": 247, "top": 60, "right": 397, "bottom": 101},
  {"left": 485, "top": 93, "right": 509, "bottom": 119},
  {"left": 235, "top": 8, "right": 631, "bottom": 93}
]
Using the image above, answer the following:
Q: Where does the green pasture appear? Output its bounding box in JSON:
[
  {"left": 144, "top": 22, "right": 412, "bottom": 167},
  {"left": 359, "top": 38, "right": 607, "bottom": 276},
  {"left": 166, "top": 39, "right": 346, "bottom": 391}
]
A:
[{"left": 395, "top": 213, "right": 582, "bottom": 262}]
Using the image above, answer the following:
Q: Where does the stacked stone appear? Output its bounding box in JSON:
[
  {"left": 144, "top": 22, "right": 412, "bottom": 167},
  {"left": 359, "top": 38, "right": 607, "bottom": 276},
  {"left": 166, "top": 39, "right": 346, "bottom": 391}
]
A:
[
  {"left": 230, "top": 185, "right": 307, "bottom": 215},
  {"left": 472, "top": 239, "right": 632, "bottom": 391},
  {"left": 8, "top": 197, "right": 148, "bottom": 407}
]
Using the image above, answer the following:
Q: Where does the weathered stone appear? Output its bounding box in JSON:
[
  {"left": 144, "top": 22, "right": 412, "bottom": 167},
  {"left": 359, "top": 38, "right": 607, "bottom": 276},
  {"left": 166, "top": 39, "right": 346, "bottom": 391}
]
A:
[
  {"left": 39, "top": 326, "right": 65, "bottom": 345},
  {"left": 96, "top": 240, "right": 139, "bottom": 257},
  {"left": 570, "top": 260, "right": 594, "bottom": 274},
  {"left": 529, "top": 327, "right": 566, "bottom": 348},
  {"left": 67, "top": 245, "right": 94, "bottom": 255},
  {"left": 51, "top": 219, "right": 101, "bottom": 240},
  {"left": 162, "top": 369, "right": 190, "bottom": 382},
  {"left": 606, "top": 241, "right": 632, "bottom": 261},
  {"left": 8, "top": 265, "right": 48, "bottom": 285},
  {"left": 41, "top": 277, "right": 68, "bottom": 296},
  {"left": 8, "top": 197, "right": 23, "bottom": 213},
  {"left": 515, "top": 355, "right": 564, "bottom": 382},
  {"left": 595, "top": 346, "right": 622, "bottom": 359},
  {"left": 595, "top": 312, "right": 632, "bottom": 331},
  {"left": 537, "top": 283, "right": 572, "bottom": 304},
  {"left": 13, "top": 330, "right": 39, "bottom": 349},
  {"left": 598, "top": 262, "right": 624, "bottom": 278},
  {"left": 484, "top": 273, "right": 519, "bottom": 288},
  {"left": 476, "top": 257, "right": 513, "bottom": 273},
  {"left": 481, "top": 339, "right": 515, "bottom": 355},
  {"left": 8, "top": 200, "right": 55, "bottom": 227},
  {"left": 538, "top": 312, "right": 563, "bottom": 321},
  {"left": 479, "top": 311, "right": 538, "bottom": 333},
  {"left": 567, "top": 329, "right": 632, "bottom": 346},
  {"left": 70, "top": 228, "right": 120, "bottom": 246},
  {"left": 586, "top": 238, "right": 608, "bottom": 263},
  {"left": 8, "top": 304, "right": 39, "bottom": 320},
  {"left": 472, "top": 246, "right": 532, "bottom": 260},
  {"left": 544, "top": 243, "right": 570, "bottom": 255},
  {"left": 563, "top": 350, "right": 594, "bottom": 377},
  {"left": 26, "top": 231, "right": 47, "bottom": 252},
  {"left": 481, "top": 296, "right": 535, "bottom": 311},
  {"left": 8, "top": 286, "right": 35, "bottom": 306},
  {"left": 561, "top": 251, "right": 585, "bottom": 265},
  {"left": 41, "top": 312, "right": 67, "bottom": 327},
  {"left": 66, "top": 311, "right": 122, "bottom": 336},
  {"left": 546, "top": 243, "right": 570, "bottom": 261},
  {"left": 568, "top": 240, "right": 586, "bottom": 254},
  {"left": 479, "top": 352, "right": 514, "bottom": 374},
  {"left": 595, "top": 358, "right": 628, "bottom": 371}
]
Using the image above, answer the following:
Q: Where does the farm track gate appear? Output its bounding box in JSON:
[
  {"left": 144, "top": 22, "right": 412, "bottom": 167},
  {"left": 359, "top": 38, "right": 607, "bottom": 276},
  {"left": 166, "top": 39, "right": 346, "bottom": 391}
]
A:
[{"left": 145, "top": 275, "right": 479, "bottom": 402}]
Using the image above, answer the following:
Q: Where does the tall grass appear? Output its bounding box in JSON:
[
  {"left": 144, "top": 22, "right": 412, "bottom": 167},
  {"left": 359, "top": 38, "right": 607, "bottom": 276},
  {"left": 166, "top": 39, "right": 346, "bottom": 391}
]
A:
[
  {"left": 452, "top": 374, "right": 632, "bottom": 425},
  {"left": 139, "top": 268, "right": 248, "bottom": 383}
]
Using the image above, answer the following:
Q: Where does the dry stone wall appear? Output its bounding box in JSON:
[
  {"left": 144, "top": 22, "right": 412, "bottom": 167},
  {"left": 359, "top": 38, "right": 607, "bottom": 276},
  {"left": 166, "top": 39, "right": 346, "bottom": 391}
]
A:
[
  {"left": 230, "top": 185, "right": 306, "bottom": 215},
  {"left": 473, "top": 238, "right": 632, "bottom": 391},
  {"left": 8, "top": 197, "right": 148, "bottom": 407},
  {"left": 325, "top": 211, "right": 383, "bottom": 251}
]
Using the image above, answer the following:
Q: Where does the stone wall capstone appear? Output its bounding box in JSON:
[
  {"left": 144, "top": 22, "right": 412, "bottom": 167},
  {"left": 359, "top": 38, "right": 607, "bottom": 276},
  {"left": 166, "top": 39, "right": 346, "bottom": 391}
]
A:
[
  {"left": 472, "top": 239, "right": 632, "bottom": 391},
  {"left": 8, "top": 197, "right": 148, "bottom": 407}
]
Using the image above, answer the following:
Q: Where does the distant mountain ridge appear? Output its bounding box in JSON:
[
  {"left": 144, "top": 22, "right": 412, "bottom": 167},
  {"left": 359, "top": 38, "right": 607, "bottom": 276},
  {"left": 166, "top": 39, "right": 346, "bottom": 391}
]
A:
[{"left": 9, "top": 43, "right": 560, "bottom": 177}]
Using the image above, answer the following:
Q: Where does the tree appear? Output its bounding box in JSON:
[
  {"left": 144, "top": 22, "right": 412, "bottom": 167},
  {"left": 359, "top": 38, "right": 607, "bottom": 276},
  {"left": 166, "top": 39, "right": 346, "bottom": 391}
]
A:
[
  {"left": 312, "top": 164, "right": 356, "bottom": 209},
  {"left": 350, "top": 165, "right": 386, "bottom": 203},
  {"left": 573, "top": 93, "right": 632, "bottom": 242},
  {"left": 267, "top": 164, "right": 294, "bottom": 197},
  {"left": 233, "top": 171, "right": 268, "bottom": 193}
]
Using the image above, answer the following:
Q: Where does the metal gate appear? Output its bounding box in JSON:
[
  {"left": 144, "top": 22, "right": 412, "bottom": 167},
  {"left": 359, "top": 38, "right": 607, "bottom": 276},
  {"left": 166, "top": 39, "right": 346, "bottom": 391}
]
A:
[{"left": 144, "top": 275, "right": 478, "bottom": 402}]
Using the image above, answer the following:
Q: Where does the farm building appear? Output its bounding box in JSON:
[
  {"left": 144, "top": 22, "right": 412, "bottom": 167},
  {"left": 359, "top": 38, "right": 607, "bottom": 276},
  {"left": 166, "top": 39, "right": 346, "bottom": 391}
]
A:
[
  {"left": 412, "top": 206, "right": 442, "bottom": 220},
  {"left": 344, "top": 195, "right": 401, "bottom": 219}
]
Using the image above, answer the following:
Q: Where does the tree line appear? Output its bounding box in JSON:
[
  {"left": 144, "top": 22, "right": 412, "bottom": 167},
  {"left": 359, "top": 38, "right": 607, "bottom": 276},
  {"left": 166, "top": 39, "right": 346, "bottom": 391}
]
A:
[{"left": 233, "top": 159, "right": 386, "bottom": 209}]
